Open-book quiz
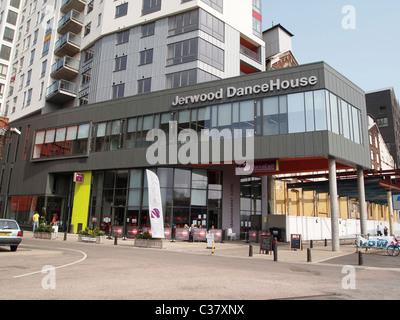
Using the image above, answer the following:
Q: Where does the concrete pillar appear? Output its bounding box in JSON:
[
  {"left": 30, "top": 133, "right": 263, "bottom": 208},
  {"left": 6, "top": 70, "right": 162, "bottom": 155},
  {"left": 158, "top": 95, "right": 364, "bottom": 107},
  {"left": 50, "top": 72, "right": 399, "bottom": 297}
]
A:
[
  {"left": 387, "top": 189, "right": 395, "bottom": 236},
  {"left": 261, "top": 176, "right": 269, "bottom": 231},
  {"left": 357, "top": 168, "right": 368, "bottom": 236},
  {"left": 328, "top": 158, "right": 340, "bottom": 251}
]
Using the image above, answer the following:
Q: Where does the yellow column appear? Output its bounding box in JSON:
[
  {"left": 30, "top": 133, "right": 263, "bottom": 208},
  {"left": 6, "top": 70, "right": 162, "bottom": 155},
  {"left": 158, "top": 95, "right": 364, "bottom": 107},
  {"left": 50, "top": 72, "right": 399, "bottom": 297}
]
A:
[{"left": 71, "top": 171, "right": 92, "bottom": 233}]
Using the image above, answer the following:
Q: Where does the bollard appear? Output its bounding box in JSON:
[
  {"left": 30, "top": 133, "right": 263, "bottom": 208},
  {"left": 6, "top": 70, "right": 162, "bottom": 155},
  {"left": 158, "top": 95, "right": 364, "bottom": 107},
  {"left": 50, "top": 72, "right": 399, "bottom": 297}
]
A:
[
  {"left": 249, "top": 244, "right": 253, "bottom": 257},
  {"left": 310, "top": 239, "right": 313, "bottom": 249},
  {"left": 114, "top": 236, "right": 118, "bottom": 245},
  {"left": 212, "top": 241, "right": 215, "bottom": 254},
  {"left": 358, "top": 251, "right": 363, "bottom": 266},
  {"left": 273, "top": 237, "right": 278, "bottom": 262},
  {"left": 307, "top": 248, "right": 312, "bottom": 262},
  {"left": 64, "top": 232, "right": 67, "bottom": 241},
  {"left": 324, "top": 238, "right": 328, "bottom": 247}
]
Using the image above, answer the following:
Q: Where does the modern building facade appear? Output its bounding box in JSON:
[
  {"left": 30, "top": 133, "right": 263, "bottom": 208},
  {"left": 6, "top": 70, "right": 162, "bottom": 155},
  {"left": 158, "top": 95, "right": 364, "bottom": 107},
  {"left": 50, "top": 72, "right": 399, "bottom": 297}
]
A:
[
  {"left": 0, "top": 0, "right": 22, "bottom": 115},
  {"left": 0, "top": 62, "right": 375, "bottom": 243},
  {"left": 2, "top": 0, "right": 265, "bottom": 121},
  {"left": 366, "top": 88, "right": 400, "bottom": 168}
]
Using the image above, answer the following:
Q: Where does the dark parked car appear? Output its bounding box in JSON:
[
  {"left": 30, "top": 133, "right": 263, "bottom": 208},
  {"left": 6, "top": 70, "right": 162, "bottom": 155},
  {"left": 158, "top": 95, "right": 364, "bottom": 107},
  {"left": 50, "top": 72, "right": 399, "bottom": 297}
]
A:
[{"left": 0, "top": 219, "right": 22, "bottom": 252}]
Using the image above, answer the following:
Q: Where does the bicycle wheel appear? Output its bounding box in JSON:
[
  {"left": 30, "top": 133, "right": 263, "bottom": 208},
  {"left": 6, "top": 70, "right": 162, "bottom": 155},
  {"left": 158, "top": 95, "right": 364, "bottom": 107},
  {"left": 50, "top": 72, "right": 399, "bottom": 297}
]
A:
[{"left": 387, "top": 245, "right": 400, "bottom": 256}]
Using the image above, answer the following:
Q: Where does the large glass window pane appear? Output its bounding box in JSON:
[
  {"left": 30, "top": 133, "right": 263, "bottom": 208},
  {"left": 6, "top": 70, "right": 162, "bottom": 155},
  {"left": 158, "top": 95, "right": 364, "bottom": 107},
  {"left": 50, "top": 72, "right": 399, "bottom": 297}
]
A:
[
  {"left": 197, "top": 106, "right": 210, "bottom": 132},
  {"left": 217, "top": 103, "right": 231, "bottom": 130},
  {"left": 174, "top": 168, "right": 191, "bottom": 188},
  {"left": 314, "top": 90, "right": 327, "bottom": 131},
  {"left": 45, "top": 129, "right": 55, "bottom": 143},
  {"left": 192, "top": 169, "right": 207, "bottom": 189},
  {"left": 191, "top": 189, "right": 207, "bottom": 206},
  {"left": 157, "top": 168, "right": 173, "bottom": 188},
  {"left": 288, "top": 93, "right": 305, "bottom": 133},
  {"left": 263, "top": 96, "right": 279, "bottom": 135},
  {"left": 329, "top": 93, "right": 340, "bottom": 134},
  {"left": 129, "top": 169, "right": 142, "bottom": 188},
  {"left": 78, "top": 123, "right": 90, "bottom": 139},
  {"left": 352, "top": 106, "right": 361, "bottom": 144},
  {"left": 305, "top": 92, "right": 314, "bottom": 132},
  {"left": 240, "top": 100, "right": 254, "bottom": 137},
  {"left": 55, "top": 128, "right": 66, "bottom": 142},
  {"left": 126, "top": 118, "right": 136, "bottom": 149},
  {"left": 279, "top": 95, "right": 288, "bottom": 134},
  {"left": 341, "top": 100, "right": 350, "bottom": 139},
  {"left": 128, "top": 189, "right": 141, "bottom": 207}
]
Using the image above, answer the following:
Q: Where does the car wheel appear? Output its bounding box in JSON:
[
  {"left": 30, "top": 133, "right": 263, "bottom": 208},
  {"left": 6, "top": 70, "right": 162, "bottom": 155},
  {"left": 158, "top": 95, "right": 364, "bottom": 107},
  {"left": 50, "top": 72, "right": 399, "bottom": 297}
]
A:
[{"left": 10, "top": 245, "right": 18, "bottom": 252}]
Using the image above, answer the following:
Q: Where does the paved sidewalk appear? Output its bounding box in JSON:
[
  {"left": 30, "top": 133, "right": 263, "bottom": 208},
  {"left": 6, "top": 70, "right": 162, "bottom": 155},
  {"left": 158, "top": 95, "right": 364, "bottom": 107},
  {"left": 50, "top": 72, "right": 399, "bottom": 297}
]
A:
[{"left": 23, "top": 230, "right": 357, "bottom": 265}]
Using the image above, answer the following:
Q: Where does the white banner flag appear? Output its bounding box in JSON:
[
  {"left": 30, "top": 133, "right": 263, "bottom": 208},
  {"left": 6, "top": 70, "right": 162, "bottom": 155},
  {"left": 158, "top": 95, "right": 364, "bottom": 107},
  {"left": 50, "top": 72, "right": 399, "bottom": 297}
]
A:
[{"left": 146, "top": 170, "right": 164, "bottom": 239}]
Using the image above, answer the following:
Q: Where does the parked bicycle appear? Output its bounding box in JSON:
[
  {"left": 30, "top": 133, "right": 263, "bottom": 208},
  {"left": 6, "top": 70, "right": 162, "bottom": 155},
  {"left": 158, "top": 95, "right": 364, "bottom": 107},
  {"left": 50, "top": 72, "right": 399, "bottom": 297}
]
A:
[{"left": 386, "top": 237, "right": 400, "bottom": 256}]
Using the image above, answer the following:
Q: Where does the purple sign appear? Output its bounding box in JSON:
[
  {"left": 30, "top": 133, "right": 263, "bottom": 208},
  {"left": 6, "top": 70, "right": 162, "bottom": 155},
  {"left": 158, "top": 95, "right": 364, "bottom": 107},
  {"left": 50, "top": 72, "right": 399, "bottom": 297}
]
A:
[
  {"left": 74, "top": 173, "right": 84, "bottom": 183},
  {"left": 151, "top": 208, "right": 160, "bottom": 219}
]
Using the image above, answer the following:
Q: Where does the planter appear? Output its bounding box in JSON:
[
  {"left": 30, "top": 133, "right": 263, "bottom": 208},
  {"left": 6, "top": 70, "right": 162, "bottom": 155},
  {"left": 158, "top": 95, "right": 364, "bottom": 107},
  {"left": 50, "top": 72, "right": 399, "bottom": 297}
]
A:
[
  {"left": 34, "top": 231, "right": 57, "bottom": 240},
  {"left": 78, "top": 234, "right": 105, "bottom": 244},
  {"left": 134, "top": 239, "right": 166, "bottom": 249}
]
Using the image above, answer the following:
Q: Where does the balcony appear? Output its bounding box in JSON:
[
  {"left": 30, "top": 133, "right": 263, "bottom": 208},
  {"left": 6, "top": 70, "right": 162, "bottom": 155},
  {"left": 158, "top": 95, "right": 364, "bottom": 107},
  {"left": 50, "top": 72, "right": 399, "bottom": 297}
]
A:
[
  {"left": 46, "top": 80, "right": 77, "bottom": 104},
  {"left": 54, "top": 32, "right": 81, "bottom": 57},
  {"left": 51, "top": 56, "right": 80, "bottom": 80},
  {"left": 60, "top": 0, "right": 86, "bottom": 14},
  {"left": 240, "top": 44, "right": 261, "bottom": 63},
  {"left": 57, "top": 10, "right": 83, "bottom": 36}
]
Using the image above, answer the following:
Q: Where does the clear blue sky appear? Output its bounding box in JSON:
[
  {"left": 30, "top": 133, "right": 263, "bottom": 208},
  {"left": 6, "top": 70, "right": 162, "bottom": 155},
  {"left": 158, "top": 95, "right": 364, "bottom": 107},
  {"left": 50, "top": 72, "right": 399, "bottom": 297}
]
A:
[{"left": 262, "top": 0, "right": 400, "bottom": 98}]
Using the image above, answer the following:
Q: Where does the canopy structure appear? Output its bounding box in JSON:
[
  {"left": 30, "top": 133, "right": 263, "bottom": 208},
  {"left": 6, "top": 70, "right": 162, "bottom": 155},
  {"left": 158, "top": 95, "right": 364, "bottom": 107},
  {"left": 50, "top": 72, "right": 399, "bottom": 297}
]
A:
[{"left": 286, "top": 170, "right": 400, "bottom": 205}]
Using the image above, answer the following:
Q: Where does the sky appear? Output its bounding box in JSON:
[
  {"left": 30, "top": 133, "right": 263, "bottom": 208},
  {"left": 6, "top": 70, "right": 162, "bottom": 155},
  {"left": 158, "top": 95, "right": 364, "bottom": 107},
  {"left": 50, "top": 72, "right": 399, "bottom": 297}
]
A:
[{"left": 262, "top": 0, "right": 400, "bottom": 98}]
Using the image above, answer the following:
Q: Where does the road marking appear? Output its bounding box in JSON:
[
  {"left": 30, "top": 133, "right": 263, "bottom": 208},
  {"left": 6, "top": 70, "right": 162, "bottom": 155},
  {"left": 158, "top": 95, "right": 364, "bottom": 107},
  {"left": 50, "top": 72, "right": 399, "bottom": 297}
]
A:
[{"left": 13, "top": 247, "right": 87, "bottom": 278}]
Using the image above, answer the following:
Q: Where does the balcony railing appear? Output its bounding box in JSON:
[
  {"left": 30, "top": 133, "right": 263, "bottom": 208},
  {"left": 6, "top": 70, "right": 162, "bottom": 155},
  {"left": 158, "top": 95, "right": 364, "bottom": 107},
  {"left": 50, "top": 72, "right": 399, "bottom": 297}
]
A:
[
  {"left": 57, "top": 10, "right": 83, "bottom": 35},
  {"left": 54, "top": 32, "right": 81, "bottom": 57},
  {"left": 50, "top": 56, "right": 80, "bottom": 80},
  {"left": 61, "top": 0, "right": 86, "bottom": 14},
  {"left": 240, "top": 44, "right": 261, "bottom": 63},
  {"left": 46, "top": 80, "right": 77, "bottom": 103}
]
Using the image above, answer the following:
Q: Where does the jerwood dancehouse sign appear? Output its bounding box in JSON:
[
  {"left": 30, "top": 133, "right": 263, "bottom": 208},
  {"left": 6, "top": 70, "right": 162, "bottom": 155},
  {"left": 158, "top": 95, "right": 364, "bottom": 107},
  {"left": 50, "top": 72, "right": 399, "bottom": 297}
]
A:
[{"left": 172, "top": 76, "right": 318, "bottom": 107}]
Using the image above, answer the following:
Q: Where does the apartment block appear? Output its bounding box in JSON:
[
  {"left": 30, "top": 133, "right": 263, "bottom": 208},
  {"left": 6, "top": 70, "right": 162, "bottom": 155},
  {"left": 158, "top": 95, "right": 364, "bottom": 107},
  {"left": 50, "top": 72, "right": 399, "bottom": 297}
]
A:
[
  {"left": 0, "top": 0, "right": 22, "bottom": 115},
  {"left": 2, "top": 0, "right": 265, "bottom": 122}
]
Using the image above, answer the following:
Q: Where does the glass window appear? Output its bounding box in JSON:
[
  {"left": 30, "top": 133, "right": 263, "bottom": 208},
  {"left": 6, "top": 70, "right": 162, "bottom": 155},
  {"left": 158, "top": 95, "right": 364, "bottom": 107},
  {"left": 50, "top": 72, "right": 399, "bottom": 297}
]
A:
[
  {"left": 168, "top": 9, "right": 199, "bottom": 36},
  {"left": 329, "top": 92, "right": 340, "bottom": 134},
  {"left": 352, "top": 106, "right": 361, "bottom": 144},
  {"left": 174, "top": 168, "right": 191, "bottom": 188},
  {"left": 305, "top": 92, "right": 314, "bottom": 132},
  {"left": 115, "top": 3, "right": 128, "bottom": 18},
  {"left": 240, "top": 100, "right": 254, "bottom": 137},
  {"left": 314, "top": 90, "right": 327, "bottom": 131},
  {"left": 129, "top": 169, "right": 143, "bottom": 188},
  {"left": 341, "top": 100, "right": 351, "bottom": 140},
  {"left": 217, "top": 103, "right": 231, "bottom": 130},
  {"left": 279, "top": 96, "right": 288, "bottom": 134},
  {"left": 142, "top": 0, "right": 162, "bottom": 15},
  {"left": 157, "top": 168, "right": 173, "bottom": 188},
  {"left": 288, "top": 93, "right": 305, "bottom": 133},
  {"left": 263, "top": 96, "right": 279, "bottom": 135}
]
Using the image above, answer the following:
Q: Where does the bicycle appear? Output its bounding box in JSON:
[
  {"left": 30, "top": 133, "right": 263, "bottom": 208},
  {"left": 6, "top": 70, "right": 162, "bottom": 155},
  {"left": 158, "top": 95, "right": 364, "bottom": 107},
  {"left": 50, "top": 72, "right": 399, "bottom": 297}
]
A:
[{"left": 387, "top": 237, "right": 400, "bottom": 256}]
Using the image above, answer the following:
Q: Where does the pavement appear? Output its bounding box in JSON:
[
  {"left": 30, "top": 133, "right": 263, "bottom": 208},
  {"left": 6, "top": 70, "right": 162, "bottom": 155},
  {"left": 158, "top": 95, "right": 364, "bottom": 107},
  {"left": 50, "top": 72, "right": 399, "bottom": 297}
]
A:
[{"left": 22, "top": 230, "right": 364, "bottom": 266}]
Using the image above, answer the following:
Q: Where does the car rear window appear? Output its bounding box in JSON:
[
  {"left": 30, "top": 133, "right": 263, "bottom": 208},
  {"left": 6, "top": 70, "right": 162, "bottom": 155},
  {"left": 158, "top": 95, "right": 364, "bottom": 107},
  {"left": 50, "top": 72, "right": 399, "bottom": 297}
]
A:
[{"left": 0, "top": 220, "right": 18, "bottom": 229}]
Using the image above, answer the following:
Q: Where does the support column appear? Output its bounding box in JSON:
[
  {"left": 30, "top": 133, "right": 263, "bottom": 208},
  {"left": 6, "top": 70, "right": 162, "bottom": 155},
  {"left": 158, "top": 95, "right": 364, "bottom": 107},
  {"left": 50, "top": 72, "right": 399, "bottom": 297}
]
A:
[
  {"left": 387, "top": 189, "right": 395, "bottom": 236},
  {"left": 357, "top": 167, "right": 368, "bottom": 236},
  {"left": 328, "top": 158, "right": 340, "bottom": 251},
  {"left": 261, "top": 176, "right": 269, "bottom": 231}
]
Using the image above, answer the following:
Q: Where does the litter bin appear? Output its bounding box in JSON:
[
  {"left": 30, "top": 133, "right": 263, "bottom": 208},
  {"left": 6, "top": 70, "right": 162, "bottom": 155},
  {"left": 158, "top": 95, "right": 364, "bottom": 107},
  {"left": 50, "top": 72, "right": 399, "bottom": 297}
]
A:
[{"left": 269, "top": 227, "right": 285, "bottom": 242}]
